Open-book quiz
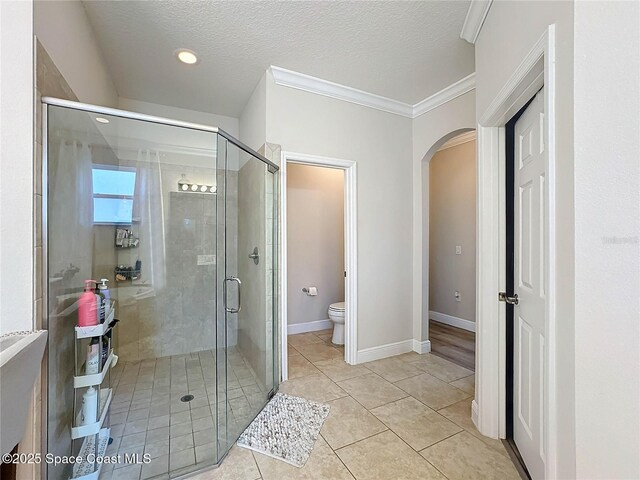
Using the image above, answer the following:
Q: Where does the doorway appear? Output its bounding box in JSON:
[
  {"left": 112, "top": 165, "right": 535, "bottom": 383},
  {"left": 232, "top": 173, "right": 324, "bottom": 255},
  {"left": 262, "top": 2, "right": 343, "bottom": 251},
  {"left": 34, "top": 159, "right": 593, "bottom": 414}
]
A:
[
  {"left": 280, "top": 152, "right": 357, "bottom": 381},
  {"left": 427, "top": 131, "right": 477, "bottom": 372},
  {"left": 505, "top": 88, "right": 546, "bottom": 479}
]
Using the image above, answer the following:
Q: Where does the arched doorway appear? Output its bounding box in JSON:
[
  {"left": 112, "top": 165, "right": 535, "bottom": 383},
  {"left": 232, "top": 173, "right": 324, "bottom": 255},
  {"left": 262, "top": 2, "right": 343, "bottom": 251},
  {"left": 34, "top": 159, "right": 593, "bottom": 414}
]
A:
[
  {"left": 423, "top": 130, "right": 477, "bottom": 371},
  {"left": 418, "top": 128, "right": 475, "bottom": 349}
]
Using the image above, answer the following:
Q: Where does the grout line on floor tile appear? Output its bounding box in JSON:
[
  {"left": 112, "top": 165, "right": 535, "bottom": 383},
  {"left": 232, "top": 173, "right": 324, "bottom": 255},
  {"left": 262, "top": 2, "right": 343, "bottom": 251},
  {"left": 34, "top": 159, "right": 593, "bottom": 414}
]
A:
[
  {"left": 384, "top": 426, "right": 456, "bottom": 480},
  {"left": 418, "top": 430, "right": 464, "bottom": 454},
  {"left": 249, "top": 450, "right": 264, "bottom": 479},
  {"left": 328, "top": 424, "right": 391, "bottom": 452}
]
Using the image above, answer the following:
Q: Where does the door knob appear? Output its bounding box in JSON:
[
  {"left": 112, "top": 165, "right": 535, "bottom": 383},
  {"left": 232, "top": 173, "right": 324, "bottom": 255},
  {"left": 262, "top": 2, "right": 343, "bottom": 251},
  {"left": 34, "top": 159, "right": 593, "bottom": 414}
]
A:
[{"left": 498, "top": 292, "right": 519, "bottom": 305}]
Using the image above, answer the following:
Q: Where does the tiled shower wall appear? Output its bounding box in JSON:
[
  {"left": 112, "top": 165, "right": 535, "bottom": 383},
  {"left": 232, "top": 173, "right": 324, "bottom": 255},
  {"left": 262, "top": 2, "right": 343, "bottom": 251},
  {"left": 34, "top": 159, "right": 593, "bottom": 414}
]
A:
[
  {"left": 115, "top": 168, "right": 238, "bottom": 363},
  {"left": 34, "top": 40, "right": 80, "bottom": 480},
  {"left": 260, "top": 143, "right": 281, "bottom": 387},
  {"left": 235, "top": 142, "right": 280, "bottom": 389},
  {"left": 236, "top": 157, "right": 267, "bottom": 386}
]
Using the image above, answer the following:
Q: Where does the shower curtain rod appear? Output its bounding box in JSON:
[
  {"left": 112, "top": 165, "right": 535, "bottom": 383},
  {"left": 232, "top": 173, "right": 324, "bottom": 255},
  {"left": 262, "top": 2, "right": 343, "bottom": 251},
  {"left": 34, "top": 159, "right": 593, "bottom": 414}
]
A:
[{"left": 42, "top": 96, "right": 279, "bottom": 171}]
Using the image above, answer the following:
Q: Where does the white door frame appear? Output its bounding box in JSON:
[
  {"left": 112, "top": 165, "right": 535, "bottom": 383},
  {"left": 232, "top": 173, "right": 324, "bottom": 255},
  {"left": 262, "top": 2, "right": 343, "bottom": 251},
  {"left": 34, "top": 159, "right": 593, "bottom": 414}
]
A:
[
  {"left": 279, "top": 151, "right": 358, "bottom": 381},
  {"left": 474, "top": 26, "right": 558, "bottom": 478}
]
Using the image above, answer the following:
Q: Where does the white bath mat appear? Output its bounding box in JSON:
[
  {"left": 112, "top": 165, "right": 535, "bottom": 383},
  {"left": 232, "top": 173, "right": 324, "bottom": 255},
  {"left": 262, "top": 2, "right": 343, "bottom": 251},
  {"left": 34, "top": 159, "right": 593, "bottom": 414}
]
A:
[{"left": 236, "top": 392, "right": 330, "bottom": 467}]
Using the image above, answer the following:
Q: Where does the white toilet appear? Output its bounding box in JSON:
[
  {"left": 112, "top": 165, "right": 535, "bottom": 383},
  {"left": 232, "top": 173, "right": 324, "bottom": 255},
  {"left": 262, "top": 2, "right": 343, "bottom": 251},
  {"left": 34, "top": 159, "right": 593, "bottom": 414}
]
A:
[{"left": 328, "top": 302, "right": 345, "bottom": 345}]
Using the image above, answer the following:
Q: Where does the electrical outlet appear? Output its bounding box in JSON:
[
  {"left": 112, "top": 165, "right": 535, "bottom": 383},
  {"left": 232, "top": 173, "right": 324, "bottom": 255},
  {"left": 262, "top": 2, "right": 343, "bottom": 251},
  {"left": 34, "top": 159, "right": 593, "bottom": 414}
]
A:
[
  {"left": 456, "top": 245, "right": 462, "bottom": 255},
  {"left": 197, "top": 255, "right": 216, "bottom": 266},
  {"left": 454, "top": 291, "right": 461, "bottom": 302}
]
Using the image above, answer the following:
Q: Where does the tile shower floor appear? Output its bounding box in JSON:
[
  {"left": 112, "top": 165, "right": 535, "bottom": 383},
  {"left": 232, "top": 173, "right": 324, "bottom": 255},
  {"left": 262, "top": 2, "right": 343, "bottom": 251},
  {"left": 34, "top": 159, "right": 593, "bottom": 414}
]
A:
[
  {"left": 99, "top": 347, "right": 268, "bottom": 480},
  {"left": 187, "top": 330, "right": 521, "bottom": 480}
]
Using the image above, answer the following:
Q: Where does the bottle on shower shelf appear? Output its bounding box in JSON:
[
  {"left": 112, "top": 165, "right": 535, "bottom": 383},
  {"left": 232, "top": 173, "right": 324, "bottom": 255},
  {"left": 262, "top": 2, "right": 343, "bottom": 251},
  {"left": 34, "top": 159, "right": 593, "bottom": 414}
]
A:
[
  {"left": 78, "top": 280, "right": 99, "bottom": 327},
  {"left": 95, "top": 282, "right": 106, "bottom": 324},
  {"left": 80, "top": 386, "right": 97, "bottom": 426},
  {"left": 86, "top": 337, "right": 100, "bottom": 375},
  {"left": 98, "top": 279, "right": 110, "bottom": 317}
]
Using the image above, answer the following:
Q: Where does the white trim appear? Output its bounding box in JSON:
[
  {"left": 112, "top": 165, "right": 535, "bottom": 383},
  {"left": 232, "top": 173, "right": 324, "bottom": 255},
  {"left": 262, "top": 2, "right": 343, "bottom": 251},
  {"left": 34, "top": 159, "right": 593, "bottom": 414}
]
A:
[
  {"left": 356, "top": 340, "right": 414, "bottom": 364},
  {"left": 412, "top": 339, "right": 432, "bottom": 355},
  {"left": 437, "top": 130, "right": 477, "bottom": 152},
  {"left": 271, "top": 66, "right": 413, "bottom": 118},
  {"left": 287, "top": 319, "right": 333, "bottom": 335},
  {"left": 475, "top": 26, "right": 557, "bottom": 479},
  {"left": 413, "top": 73, "right": 476, "bottom": 118},
  {"left": 280, "top": 152, "right": 358, "bottom": 381},
  {"left": 460, "top": 0, "right": 493, "bottom": 44},
  {"left": 472, "top": 399, "right": 480, "bottom": 426},
  {"left": 430, "top": 312, "right": 476, "bottom": 332},
  {"left": 270, "top": 66, "right": 475, "bottom": 119}
]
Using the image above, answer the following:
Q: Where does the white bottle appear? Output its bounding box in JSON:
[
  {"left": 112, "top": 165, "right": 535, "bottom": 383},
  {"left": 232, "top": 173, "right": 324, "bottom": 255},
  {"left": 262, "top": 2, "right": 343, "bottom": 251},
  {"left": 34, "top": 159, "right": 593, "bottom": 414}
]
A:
[
  {"left": 86, "top": 337, "right": 100, "bottom": 374},
  {"left": 81, "top": 387, "right": 98, "bottom": 425},
  {"left": 98, "top": 279, "right": 111, "bottom": 318}
]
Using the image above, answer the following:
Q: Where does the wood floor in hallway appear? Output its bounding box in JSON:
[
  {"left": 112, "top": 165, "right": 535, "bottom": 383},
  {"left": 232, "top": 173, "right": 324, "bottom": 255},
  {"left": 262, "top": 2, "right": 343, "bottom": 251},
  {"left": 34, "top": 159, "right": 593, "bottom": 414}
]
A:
[{"left": 429, "top": 320, "right": 476, "bottom": 371}]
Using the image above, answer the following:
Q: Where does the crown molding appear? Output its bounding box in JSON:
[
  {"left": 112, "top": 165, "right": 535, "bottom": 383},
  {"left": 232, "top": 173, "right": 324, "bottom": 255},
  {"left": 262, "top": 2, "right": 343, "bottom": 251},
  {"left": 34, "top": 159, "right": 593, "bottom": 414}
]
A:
[
  {"left": 460, "top": 0, "right": 493, "bottom": 44},
  {"left": 413, "top": 73, "right": 475, "bottom": 118},
  {"left": 437, "top": 130, "right": 476, "bottom": 151},
  {"left": 270, "top": 66, "right": 413, "bottom": 117},
  {"left": 270, "top": 66, "right": 475, "bottom": 119}
]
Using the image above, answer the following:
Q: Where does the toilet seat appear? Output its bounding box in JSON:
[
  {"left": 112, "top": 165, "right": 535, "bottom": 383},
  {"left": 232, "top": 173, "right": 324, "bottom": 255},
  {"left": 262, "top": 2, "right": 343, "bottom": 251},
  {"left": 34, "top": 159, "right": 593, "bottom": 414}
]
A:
[{"left": 329, "top": 302, "right": 345, "bottom": 312}]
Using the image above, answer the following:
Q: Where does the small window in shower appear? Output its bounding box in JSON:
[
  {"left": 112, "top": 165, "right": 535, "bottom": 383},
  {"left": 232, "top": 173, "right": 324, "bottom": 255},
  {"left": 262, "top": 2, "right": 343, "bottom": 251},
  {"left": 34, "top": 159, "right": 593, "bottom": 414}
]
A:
[{"left": 92, "top": 166, "right": 137, "bottom": 224}]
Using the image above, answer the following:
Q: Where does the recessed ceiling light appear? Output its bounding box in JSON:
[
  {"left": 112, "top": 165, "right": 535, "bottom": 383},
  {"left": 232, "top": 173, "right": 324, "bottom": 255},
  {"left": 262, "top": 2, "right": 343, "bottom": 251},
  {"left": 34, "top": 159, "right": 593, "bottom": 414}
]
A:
[
  {"left": 95, "top": 117, "right": 110, "bottom": 124},
  {"left": 176, "top": 49, "right": 198, "bottom": 65}
]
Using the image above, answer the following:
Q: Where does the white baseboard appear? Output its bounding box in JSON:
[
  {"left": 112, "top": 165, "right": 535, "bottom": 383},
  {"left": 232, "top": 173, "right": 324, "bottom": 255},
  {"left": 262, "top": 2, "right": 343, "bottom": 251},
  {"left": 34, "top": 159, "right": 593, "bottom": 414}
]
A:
[
  {"left": 430, "top": 311, "right": 476, "bottom": 332},
  {"left": 471, "top": 399, "right": 480, "bottom": 430},
  {"left": 356, "top": 340, "right": 414, "bottom": 364},
  {"left": 287, "top": 319, "right": 333, "bottom": 335},
  {"left": 412, "top": 339, "right": 432, "bottom": 354}
]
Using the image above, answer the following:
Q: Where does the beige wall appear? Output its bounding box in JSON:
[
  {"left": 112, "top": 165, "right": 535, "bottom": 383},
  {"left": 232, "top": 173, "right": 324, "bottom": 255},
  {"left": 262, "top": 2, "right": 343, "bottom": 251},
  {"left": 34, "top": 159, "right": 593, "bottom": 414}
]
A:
[
  {"left": 240, "top": 72, "right": 267, "bottom": 151},
  {"left": 429, "top": 140, "right": 476, "bottom": 324},
  {"left": 573, "top": 2, "right": 639, "bottom": 477},
  {"left": 287, "top": 164, "right": 344, "bottom": 328},
  {"left": 119, "top": 97, "right": 239, "bottom": 138},
  {"left": 266, "top": 70, "right": 414, "bottom": 351},
  {"left": 412, "top": 91, "right": 476, "bottom": 343},
  {"left": 34, "top": 0, "right": 118, "bottom": 107},
  {"left": 475, "top": 2, "right": 576, "bottom": 476}
]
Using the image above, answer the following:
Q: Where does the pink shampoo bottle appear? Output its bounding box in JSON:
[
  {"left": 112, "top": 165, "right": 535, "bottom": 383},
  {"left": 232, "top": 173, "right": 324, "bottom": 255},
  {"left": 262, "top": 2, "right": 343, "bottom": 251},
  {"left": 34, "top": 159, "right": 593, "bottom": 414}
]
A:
[{"left": 78, "top": 280, "right": 99, "bottom": 327}]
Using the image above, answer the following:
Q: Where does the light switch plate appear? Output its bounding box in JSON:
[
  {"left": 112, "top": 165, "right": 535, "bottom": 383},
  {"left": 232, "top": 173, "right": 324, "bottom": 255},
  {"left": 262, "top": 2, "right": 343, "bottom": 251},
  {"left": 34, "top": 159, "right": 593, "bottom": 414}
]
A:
[{"left": 455, "top": 245, "right": 462, "bottom": 255}]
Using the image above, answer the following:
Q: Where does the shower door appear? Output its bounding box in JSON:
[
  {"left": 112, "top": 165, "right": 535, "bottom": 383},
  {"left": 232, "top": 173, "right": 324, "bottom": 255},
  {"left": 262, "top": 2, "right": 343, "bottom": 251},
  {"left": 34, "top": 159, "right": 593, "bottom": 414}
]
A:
[
  {"left": 43, "top": 97, "right": 277, "bottom": 479},
  {"left": 216, "top": 138, "right": 277, "bottom": 453}
]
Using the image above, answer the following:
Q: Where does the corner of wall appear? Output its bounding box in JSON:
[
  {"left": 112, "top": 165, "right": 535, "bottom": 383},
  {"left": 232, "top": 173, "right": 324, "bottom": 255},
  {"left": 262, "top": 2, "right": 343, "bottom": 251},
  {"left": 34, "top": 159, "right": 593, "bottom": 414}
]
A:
[{"left": 239, "top": 71, "right": 268, "bottom": 151}]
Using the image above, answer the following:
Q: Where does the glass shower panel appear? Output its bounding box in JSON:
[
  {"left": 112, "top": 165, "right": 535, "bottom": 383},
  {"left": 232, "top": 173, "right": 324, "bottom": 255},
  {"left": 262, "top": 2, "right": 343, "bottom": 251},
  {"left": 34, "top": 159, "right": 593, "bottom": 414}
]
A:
[
  {"left": 218, "top": 140, "right": 277, "bottom": 451},
  {"left": 44, "top": 99, "right": 277, "bottom": 479},
  {"left": 45, "top": 104, "right": 222, "bottom": 479}
]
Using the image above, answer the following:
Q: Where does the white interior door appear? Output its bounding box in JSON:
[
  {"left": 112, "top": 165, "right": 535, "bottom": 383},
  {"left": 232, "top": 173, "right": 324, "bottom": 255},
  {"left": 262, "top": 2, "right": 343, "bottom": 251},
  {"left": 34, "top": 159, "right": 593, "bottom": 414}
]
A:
[{"left": 514, "top": 88, "right": 546, "bottom": 479}]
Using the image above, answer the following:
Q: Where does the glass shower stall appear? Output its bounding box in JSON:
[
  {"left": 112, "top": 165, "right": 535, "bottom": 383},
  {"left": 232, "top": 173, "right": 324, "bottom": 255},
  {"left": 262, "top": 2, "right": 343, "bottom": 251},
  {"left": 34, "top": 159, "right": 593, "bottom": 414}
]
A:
[{"left": 42, "top": 98, "right": 278, "bottom": 479}]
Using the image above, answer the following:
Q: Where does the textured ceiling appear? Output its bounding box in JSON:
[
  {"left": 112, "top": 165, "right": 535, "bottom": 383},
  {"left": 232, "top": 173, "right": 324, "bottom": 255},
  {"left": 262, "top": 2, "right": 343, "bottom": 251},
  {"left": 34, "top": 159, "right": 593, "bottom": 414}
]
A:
[{"left": 83, "top": 1, "right": 475, "bottom": 117}]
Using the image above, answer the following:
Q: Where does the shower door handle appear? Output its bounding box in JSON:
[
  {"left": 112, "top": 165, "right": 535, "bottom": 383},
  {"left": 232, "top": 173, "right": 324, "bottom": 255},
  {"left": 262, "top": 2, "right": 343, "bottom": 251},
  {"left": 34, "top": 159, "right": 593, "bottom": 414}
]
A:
[{"left": 224, "top": 276, "right": 242, "bottom": 313}]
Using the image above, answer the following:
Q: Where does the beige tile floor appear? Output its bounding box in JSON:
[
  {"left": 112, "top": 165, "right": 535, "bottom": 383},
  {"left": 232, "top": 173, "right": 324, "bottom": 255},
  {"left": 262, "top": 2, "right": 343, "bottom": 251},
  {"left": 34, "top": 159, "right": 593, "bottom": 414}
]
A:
[
  {"left": 189, "top": 330, "right": 521, "bottom": 480},
  {"left": 99, "top": 347, "right": 267, "bottom": 480}
]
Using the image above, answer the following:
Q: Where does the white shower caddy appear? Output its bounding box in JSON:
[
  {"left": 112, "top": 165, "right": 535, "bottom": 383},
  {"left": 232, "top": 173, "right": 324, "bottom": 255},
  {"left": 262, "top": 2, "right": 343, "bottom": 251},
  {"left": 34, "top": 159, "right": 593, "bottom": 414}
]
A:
[{"left": 70, "top": 303, "right": 116, "bottom": 480}]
